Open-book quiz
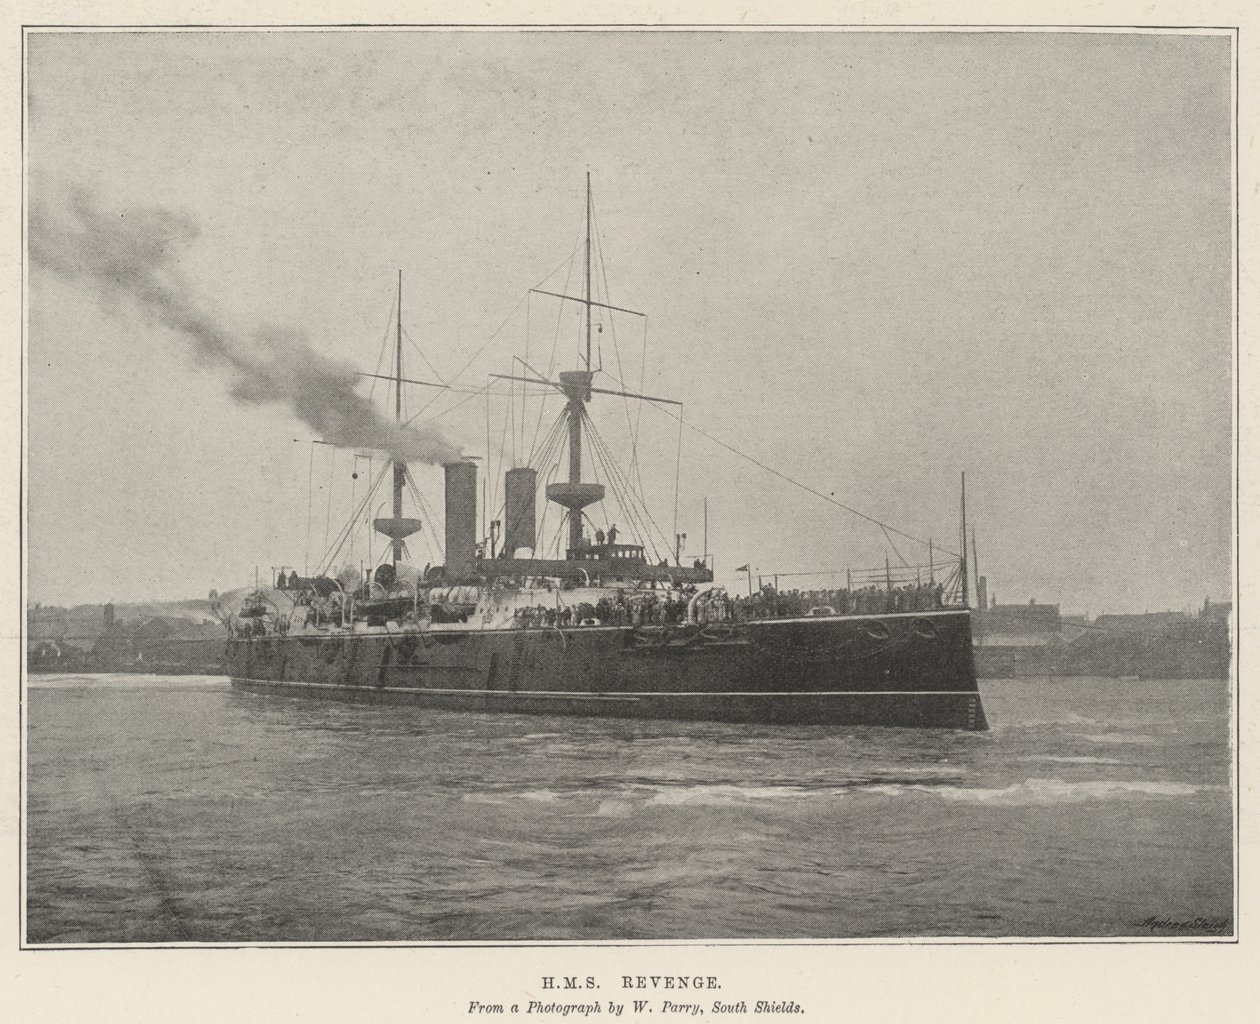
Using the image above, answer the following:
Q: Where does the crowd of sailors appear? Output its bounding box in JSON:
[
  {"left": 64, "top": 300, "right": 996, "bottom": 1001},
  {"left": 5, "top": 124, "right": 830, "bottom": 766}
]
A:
[
  {"left": 512, "top": 589, "right": 693, "bottom": 628},
  {"left": 233, "top": 577, "right": 950, "bottom": 637},
  {"left": 504, "top": 582, "right": 947, "bottom": 630},
  {"left": 734, "top": 583, "right": 947, "bottom": 619}
]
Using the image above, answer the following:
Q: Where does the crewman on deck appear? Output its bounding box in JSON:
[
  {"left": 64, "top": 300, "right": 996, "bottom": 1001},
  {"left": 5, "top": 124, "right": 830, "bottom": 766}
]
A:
[
  {"left": 607, "top": 524, "right": 618, "bottom": 544},
  {"left": 596, "top": 527, "right": 606, "bottom": 545}
]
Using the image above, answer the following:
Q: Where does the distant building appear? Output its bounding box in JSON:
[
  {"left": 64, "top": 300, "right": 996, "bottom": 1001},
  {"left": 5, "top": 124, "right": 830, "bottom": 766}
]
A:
[
  {"left": 983, "top": 599, "right": 1062, "bottom": 638},
  {"left": 92, "top": 615, "right": 225, "bottom": 674},
  {"left": 1202, "top": 598, "right": 1232, "bottom": 624},
  {"left": 28, "top": 638, "right": 90, "bottom": 672},
  {"left": 1092, "top": 611, "right": 1189, "bottom": 634}
]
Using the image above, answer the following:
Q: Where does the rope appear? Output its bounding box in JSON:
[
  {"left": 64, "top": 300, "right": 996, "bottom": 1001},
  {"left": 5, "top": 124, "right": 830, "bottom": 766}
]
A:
[
  {"left": 400, "top": 324, "right": 447, "bottom": 385},
  {"left": 583, "top": 409, "right": 672, "bottom": 562},
  {"left": 616, "top": 383, "right": 961, "bottom": 560},
  {"left": 316, "top": 459, "right": 392, "bottom": 576},
  {"left": 400, "top": 232, "right": 585, "bottom": 434},
  {"left": 672, "top": 404, "right": 684, "bottom": 558}
]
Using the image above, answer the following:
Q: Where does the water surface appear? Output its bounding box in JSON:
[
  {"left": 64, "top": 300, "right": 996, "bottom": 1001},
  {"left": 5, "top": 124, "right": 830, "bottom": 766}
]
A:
[{"left": 25, "top": 674, "right": 1233, "bottom": 942}]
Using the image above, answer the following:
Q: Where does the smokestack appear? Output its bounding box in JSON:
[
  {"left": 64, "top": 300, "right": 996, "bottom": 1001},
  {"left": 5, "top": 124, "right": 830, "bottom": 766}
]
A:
[
  {"left": 504, "top": 467, "right": 538, "bottom": 557},
  {"left": 444, "top": 461, "right": 477, "bottom": 579}
]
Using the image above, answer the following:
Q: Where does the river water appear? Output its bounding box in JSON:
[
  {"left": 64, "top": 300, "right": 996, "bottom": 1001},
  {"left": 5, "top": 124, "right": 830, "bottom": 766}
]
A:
[{"left": 25, "top": 674, "right": 1233, "bottom": 943}]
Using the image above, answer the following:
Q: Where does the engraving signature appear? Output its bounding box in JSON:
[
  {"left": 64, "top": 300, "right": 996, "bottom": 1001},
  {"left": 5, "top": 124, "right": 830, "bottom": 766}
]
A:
[{"left": 1139, "top": 916, "right": 1231, "bottom": 934}]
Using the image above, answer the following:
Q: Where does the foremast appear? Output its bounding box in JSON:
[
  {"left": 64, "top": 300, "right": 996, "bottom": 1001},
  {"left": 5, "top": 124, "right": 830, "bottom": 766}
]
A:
[{"left": 372, "top": 270, "right": 423, "bottom": 568}]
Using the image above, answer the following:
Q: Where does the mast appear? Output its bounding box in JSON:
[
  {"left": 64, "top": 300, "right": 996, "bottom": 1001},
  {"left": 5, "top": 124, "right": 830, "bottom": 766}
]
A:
[
  {"left": 392, "top": 270, "right": 405, "bottom": 567},
  {"left": 971, "top": 526, "right": 983, "bottom": 643},
  {"left": 585, "top": 171, "right": 592, "bottom": 373},
  {"left": 542, "top": 177, "right": 610, "bottom": 554},
  {"left": 960, "top": 471, "right": 970, "bottom": 607},
  {"left": 565, "top": 174, "right": 591, "bottom": 553}
]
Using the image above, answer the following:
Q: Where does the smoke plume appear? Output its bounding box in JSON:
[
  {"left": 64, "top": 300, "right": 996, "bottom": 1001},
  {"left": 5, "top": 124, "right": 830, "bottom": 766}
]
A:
[{"left": 29, "top": 187, "right": 462, "bottom": 465}]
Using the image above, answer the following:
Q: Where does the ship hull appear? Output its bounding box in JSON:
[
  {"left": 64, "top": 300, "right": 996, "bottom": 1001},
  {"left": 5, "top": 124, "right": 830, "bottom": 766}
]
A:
[{"left": 228, "top": 609, "right": 987, "bottom": 730}]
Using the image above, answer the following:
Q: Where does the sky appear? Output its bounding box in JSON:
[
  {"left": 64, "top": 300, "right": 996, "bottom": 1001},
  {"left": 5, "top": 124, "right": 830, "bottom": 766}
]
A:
[{"left": 24, "top": 29, "right": 1233, "bottom": 613}]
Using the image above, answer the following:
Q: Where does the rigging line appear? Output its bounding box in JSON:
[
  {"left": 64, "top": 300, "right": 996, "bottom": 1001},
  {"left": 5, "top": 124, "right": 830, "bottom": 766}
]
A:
[
  {"left": 495, "top": 392, "right": 511, "bottom": 504},
  {"left": 399, "top": 324, "right": 447, "bottom": 385},
  {"left": 365, "top": 286, "right": 398, "bottom": 403},
  {"left": 527, "top": 246, "right": 579, "bottom": 465},
  {"left": 322, "top": 456, "right": 388, "bottom": 575},
  {"left": 618, "top": 387, "right": 961, "bottom": 560},
  {"left": 509, "top": 356, "right": 517, "bottom": 468},
  {"left": 881, "top": 526, "right": 911, "bottom": 568},
  {"left": 534, "top": 413, "right": 570, "bottom": 498},
  {"left": 532, "top": 407, "right": 569, "bottom": 470},
  {"left": 520, "top": 306, "right": 530, "bottom": 464},
  {"left": 527, "top": 409, "right": 561, "bottom": 473},
  {"left": 348, "top": 456, "right": 359, "bottom": 565},
  {"left": 527, "top": 223, "right": 582, "bottom": 463},
  {"left": 587, "top": 409, "right": 665, "bottom": 558},
  {"left": 534, "top": 470, "right": 553, "bottom": 554},
  {"left": 583, "top": 420, "right": 636, "bottom": 542},
  {"left": 511, "top": 354, "right": 547, "bottom": 463},
  {"left": 586, "top": 428, "right": 655, "bottom": 562},
  {"left": 484, "top": 381, "right": 491, "bottom": 539},
  {"left": 405, "top": 475, "right": 444, "bottom": 563},
  {"left": 323, "top": 446, "right": 335, "bottom": 565},
  {"left": 632, "top": 315, "right": 649, "bottom": 497},
  {"left": 488, "top": 397, "right": 507, "bottom": 528},
  {"left": 399, "top": 227, "right": 587, "bottom": 433},
  {"left": 356, "top": 372, "right": 540, "bottom": 397},
  {"left": 527, "top": 423, "right": 570, "bottom": 552},
  {"left": 318, "top": 459, "right": 390, "bottom": 577},
  {"left": 531, "top": 425, "right": 561, "bottom": 488},
  {"left": 583, "top": 410, "right": 669, "bottom": 562},
  {"left": 399, "top": 291, "right": 530, "bottom": 430},
  {"left": 403, "top": 475, "right": 436, "bottom": 556},
  {"left": 420, "top": 381, "right": 515, "bottom": 429},
  {"left": 304, "top": 441, "right": 315, "bottom": 577},
  {"left": 542, "top": 512, "right": 567, "bottom": 562},
  {"left": 591, "top": 201, "right": 649, "bottom": 501},
  {"left": 767, "top": 565, "right": 950, "bottom": 579},
  {"left": 673, "top": 403, "right": 684, "bottom": 557},
  {"left": 525, "top": 417, "right": 564, "bottom": 505},
  {"left": 595, "top": 233, "right": 642, "bottom": 505},
  {"left": 586, "top": 441, "right": 610, "bottom": 535},
  {"left": 317, "top": 459, "right": 392, "bottom": 576},
  {"left": 530, "top": 429, "right": 570, "bottom": 557}
]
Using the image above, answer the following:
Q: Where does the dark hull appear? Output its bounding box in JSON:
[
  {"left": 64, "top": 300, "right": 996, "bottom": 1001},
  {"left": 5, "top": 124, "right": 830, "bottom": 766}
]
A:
[{"left": 228, "top": 609, "right": 987, "bottom": 730}]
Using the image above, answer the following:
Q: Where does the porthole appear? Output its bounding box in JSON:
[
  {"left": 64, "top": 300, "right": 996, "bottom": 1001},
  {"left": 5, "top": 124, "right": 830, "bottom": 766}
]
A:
[{"left": 861, "top": 620, "right": 892, "bottom": 641}]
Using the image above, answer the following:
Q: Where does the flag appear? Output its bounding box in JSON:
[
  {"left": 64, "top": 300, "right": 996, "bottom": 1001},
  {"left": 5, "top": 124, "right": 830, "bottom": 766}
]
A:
[{"left": 735, "top": 564, "right": 749, "bottom": 573}]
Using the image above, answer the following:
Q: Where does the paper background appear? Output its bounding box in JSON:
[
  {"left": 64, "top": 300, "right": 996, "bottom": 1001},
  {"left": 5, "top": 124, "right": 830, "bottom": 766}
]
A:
[{"left": 3, "top": 3, "right": 1253, "bottom": 1021}]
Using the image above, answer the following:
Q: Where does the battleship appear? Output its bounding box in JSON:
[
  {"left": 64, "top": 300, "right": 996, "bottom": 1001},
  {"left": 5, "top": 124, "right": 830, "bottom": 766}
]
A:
[{"left": 224, "top": 180, "right": 987, "bottom": 730}]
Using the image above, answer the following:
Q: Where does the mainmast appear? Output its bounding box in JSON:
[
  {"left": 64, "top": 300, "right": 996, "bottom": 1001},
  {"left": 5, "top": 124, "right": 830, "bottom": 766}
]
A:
[
  {"left": 585, "top": 171, "right": 592, "bottom": 373},
  {"left": 546, "top": 174, "right": 604, "bottom": 554}
]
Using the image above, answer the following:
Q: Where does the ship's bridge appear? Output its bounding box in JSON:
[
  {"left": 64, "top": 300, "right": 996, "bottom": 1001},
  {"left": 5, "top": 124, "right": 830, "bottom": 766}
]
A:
[{"left": 565, "top": 542, "right": 647, "bottom": 564}]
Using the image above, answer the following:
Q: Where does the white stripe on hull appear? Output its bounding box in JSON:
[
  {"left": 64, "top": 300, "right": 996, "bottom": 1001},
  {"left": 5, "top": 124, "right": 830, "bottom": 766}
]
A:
[
  {"left": 227, "top": 607, "right": 972, "bottom": 643},
  {"left": 230, "top": 677, "right": 980, "bottom": 699}
]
